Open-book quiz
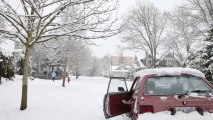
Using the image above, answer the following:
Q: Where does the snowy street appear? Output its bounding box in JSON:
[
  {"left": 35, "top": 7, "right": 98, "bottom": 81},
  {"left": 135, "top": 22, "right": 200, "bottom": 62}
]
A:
[
  {"left": 1, "top": 76, "right": 213, "bottom": 120},
  {"left": 0, "top": 76, "right": 128, "bottom": 120}
]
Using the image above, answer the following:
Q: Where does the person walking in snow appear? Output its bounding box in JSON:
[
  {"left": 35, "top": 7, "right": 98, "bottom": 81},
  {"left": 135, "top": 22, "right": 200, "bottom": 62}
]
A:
[
  {"left": 51, "top": 71, "right": 56, "bottom": 82},
  {"left": 68, "top": 74, "right": 71, "bottom": 83}
]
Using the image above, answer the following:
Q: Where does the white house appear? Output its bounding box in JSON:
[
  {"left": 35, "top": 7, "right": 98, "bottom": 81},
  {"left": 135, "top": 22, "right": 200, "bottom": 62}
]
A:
[{"left": 110, "top": 64, "right": 132, "bottom": 79}]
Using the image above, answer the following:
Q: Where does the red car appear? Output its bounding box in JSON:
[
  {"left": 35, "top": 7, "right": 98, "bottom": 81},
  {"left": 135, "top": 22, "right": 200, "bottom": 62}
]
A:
[{"left": 103, "top": 67, "right": 213, "bottom": 120}]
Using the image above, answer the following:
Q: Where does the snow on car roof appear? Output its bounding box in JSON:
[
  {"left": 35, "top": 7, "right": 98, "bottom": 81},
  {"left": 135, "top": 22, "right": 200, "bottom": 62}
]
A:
[{"left": 134, "top": 67, "right": 205, "bottom": 78}]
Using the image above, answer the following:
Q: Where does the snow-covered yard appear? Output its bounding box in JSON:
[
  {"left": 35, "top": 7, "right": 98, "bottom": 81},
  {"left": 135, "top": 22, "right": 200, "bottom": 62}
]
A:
[{"left": 0, "top": 76, "right": 213, "bottom": 120}]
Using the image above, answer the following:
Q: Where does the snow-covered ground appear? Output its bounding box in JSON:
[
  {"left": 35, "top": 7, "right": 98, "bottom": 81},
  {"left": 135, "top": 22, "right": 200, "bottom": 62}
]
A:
[{"left": 0, "top": 75, "right": 213, "bottom": 120}]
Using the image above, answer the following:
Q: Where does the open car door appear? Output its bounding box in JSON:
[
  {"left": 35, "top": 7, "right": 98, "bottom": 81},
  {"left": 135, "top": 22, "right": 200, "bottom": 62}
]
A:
[{"left": 103, "top": 77, "right": 131, "bottom": 119}]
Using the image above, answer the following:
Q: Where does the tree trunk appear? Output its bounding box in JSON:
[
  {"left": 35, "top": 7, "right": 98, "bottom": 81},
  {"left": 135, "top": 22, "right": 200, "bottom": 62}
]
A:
[
  {"left": 153, "top": 49, "right": 157, "bottom": 68},
  {"left": 62, "top": 58, "right": 68, "bottom": 87},
  {"left": 76, "top": 60, "right": 79, "bottom": 79},
  {"left": 36, "top": 59, "right": 39, "bottom": 78},
  {"left": 20, "top": 45, "right": 32, "bottom": 110}
]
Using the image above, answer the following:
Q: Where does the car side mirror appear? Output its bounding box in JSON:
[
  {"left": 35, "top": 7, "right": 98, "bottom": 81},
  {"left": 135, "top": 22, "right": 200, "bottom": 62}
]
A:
[{"left": 118, "top": 87, "right": 125, "bottom": 92}]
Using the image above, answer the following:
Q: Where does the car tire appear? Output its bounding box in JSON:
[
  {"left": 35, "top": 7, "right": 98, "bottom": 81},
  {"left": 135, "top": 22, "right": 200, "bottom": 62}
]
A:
[
  {"left": 196, "top": 108, "right": 203, "bottom": 116},
  {"left": 169, "top": 108, "right": 176, "bottom": 115},
  {"left": 131, "top": 115, "right": 135, "bottom": 120}
]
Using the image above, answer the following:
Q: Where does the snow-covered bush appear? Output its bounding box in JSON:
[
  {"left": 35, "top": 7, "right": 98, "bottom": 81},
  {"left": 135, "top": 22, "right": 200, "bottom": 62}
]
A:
[
  {"left": 0, "top": 40, "right": 15, "bottom": 79},
  {"left": 0, "top": 55, "right": 15, "bottom": 79}
]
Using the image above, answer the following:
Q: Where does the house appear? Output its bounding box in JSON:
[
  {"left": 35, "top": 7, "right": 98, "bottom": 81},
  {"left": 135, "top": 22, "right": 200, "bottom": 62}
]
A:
[
  {"left": 111, "top": 55, "right": 133, "bottom": 66},
  {"left": 110, "top": 64, "right": 132, "bottom": 79},
  {"left": 141, "top": 53, "right": 181, "bottom": 68}
]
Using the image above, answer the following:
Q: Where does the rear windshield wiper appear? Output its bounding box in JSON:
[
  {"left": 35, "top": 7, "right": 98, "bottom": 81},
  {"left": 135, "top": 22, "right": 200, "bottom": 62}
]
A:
[
  {"left": 178, "top": 90, "right": 212, "bottom": 99},
  {"left": 190, "top": 90, "right": 212, "bottom": 93},
  {"left": 178, "top": 92, "right": 188, "bottom": 99}
]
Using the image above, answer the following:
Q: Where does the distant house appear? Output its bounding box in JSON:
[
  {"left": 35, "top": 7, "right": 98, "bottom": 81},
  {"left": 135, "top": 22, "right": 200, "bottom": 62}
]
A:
[
  {"left": 111, "top": 55, "right": 133, "bottom": 66},
  {"left": 110, "top": 64, "right": 132, "bottom": 79},
  {"left": 141, "top": 53, "right": 181, "bottom": 68}
]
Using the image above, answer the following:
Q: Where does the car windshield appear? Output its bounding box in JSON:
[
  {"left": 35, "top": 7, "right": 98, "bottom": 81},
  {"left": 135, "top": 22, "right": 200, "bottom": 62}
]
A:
[{"left": 144, "top": 76, "right": 213, "bottom": 96}]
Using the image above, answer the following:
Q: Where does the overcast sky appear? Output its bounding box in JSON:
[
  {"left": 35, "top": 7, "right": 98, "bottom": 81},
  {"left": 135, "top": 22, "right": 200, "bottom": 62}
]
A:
[
  {"left": 90, "top": 0, "right": 183, "bottom": 58},
  {"left": 10, "top": 0, "right": 183, "bottom": 58}
]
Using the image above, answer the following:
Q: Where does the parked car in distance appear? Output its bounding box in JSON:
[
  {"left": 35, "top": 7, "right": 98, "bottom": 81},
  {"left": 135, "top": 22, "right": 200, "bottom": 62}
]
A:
[{"left": 103, "top": 67, "right": 213, "bottom": 120}]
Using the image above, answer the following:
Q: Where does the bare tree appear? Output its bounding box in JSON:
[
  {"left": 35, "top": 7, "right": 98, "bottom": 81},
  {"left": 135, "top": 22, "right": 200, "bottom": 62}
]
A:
[
  {"left": 0, "top": 0, "right": 119, "bottom": 110},
  {"left": 182, "top": 0, "right": 213, "bottom": 34},
  {"left": 170, "top": 0, "right": 213, "bottom": 66},
  {"left": 121, "top": 1, "right": 167, "bottom": 67},
  {"left": 166, "top": 7, "right": 200, "bottom": 66},
  {"left": 30, "top": 43, "right": 51, "bottom": 78},
  {"left": 69, "top": 40, "right": 92, "bottom": 79},
  {"left": 0, "top": 7, "right": 6, "bottom": 40},
  {"left": 54, "top": 37, "right": 91, "bottom": 86},
  {"left": 35, "top": 37, "right": 92, "bottom": 85},
  {"left": 102, "top": 54, "right": 111, "bottom": 77}
]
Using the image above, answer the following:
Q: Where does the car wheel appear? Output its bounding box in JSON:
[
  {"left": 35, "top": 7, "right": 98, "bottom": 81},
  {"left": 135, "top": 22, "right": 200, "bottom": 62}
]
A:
[
  {"left": 131, "top": 115, "right": 135, "bottom": 120},
  {"left": 131, "top": 112, "right": 137, "bottom": 120},
  {"left": 169, "top": 108, "right": 176, "bottom": 115},
  {"left": 131, "top": 116, "right": 134, "bottom": 120},
  {"left": 127, "top": 112, "right": 134, "bottom": 120},
  {"left": 196, "top": 108, "right": 203, "bottom": 116}
]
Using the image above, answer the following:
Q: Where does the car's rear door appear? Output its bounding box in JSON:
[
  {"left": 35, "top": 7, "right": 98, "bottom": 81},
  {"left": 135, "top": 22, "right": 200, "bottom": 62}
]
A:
[{"left": 103, "top": 77, "right": 131, "bottom": 119}]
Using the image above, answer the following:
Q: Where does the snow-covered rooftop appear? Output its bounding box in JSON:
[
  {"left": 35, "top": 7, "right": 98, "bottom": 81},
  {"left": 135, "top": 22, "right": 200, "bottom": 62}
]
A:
[
  {"left": 111, "top": 64, "right": 131, "bottom": 71},
  {"left": 111, "top": 70, "right": 129, "bottom": 72},
  {"left": 134, "top": 67, "right": 205, "bottom": 78}
]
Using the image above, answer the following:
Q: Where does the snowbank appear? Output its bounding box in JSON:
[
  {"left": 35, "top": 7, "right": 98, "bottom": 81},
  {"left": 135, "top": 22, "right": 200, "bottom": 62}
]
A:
[
  {"left": 1, "top": 76, "right": 213, "bottom": 120},
  {"left": 138, "top": 111, "right": 213, "bottom": 120}
]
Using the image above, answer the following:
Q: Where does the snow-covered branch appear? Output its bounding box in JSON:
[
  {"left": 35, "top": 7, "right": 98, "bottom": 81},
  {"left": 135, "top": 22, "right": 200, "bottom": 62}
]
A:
[{"left": 0, "top": 29, "right": 26, "bottom": 44}]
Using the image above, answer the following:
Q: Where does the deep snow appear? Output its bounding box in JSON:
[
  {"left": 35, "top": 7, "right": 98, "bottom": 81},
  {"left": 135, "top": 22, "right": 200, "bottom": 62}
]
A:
[{"left": 0, "top": 75, "right": 213, "bottom": 120}]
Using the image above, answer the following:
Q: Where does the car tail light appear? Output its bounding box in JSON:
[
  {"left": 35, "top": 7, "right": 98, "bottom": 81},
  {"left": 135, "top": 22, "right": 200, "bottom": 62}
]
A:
[{"left": 139, "top": 105, "right": 154, "bottom": 113}]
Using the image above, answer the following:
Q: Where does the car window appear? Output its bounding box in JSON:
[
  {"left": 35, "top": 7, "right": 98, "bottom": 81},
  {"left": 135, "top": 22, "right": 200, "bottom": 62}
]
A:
[
  {"left": 189, "top": 76, "right": 212, "bottom": 91},
  {"left": 144, "top": 76, "right": 213, "bottom": 96},
  {"left": 108, "top": 78, "right": 128, "bottom": 93}
]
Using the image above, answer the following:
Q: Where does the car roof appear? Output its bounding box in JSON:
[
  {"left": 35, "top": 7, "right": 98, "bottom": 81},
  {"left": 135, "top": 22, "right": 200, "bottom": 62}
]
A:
[{"left": 134, "top": 67, "right": 205, "bottom": 78}]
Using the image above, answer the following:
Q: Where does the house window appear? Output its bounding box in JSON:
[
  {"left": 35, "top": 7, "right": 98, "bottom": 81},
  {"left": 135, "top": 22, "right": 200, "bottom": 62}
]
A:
[{"left": 167, "top": 59, "right": 173, "bottom": 66}]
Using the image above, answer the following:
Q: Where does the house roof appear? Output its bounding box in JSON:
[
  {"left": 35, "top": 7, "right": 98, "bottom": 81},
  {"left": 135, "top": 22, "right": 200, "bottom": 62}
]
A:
[
  {"left": 144, "top": 52, "right": 176, "bottom": 59},
  {"left": 111, "top": 64, "right": 131, "bottom": 71}
]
